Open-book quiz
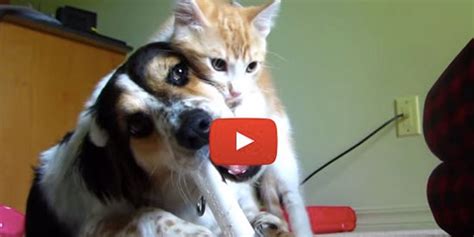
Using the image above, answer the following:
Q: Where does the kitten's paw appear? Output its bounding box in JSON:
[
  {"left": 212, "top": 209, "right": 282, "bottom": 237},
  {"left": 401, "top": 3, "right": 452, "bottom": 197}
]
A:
[{"left": 251, "top": 212, "right": 294, "bottom": 237}]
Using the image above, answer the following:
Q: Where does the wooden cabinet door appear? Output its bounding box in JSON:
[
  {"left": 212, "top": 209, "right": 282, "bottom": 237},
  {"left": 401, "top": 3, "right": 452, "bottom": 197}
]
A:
[{"left": 0, "top": 22, "right": 125, "bottom": 212}]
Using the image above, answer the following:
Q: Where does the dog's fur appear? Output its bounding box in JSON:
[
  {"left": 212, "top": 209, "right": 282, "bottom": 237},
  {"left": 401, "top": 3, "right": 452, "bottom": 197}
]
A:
[
  {"left": 25, "top": 42, "right": 290, "bottom": 236},
  {"left": 25, "top": 0, "right": 311, "bottom": 236}
]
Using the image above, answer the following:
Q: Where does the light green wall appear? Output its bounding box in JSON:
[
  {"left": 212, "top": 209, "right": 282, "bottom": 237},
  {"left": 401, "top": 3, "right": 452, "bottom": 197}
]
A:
[{"left": 14, "top": 0, "right": 473, "bottom": 230}]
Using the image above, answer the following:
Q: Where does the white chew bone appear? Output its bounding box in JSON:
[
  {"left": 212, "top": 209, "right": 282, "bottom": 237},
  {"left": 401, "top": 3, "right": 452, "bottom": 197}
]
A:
[{"left": 191, "top": 151, "right": 255, "bottom": 237}]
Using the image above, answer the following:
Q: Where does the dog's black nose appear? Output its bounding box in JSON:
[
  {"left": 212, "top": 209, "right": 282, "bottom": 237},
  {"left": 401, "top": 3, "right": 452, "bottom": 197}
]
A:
[{"left": 176, "top": 109, "right": 212, "bottom": 150}]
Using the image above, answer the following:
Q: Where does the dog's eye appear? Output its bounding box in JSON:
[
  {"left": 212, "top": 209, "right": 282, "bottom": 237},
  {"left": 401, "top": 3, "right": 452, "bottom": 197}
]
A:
[
  {"left": 210, "top": 58, "right": 227, "bottom": 72},
  {"left": 127, "top": 112, "right": 153, "bottom": 138},
  {"left": 246, "top": 61, "right": 258, "bottom": 73},
  {"left": 167, "top": 63, "right": 189, "bottom": 86}
]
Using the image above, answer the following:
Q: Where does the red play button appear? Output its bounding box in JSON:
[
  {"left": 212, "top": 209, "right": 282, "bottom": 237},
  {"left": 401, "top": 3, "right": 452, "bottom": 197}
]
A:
[{"left": 209, "top": 118, "right": 277, "bottom": 166}]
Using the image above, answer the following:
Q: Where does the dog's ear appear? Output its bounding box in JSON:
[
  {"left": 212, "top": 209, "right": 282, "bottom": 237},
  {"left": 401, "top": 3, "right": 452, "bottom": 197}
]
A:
[{"left": 89, "top": 118, "right": 108, "bottom": 147}]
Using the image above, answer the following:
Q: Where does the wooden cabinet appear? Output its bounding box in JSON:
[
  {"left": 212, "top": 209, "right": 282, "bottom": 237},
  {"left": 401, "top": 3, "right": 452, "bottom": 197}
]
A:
[{"left": 0, "top": 15, "right": 129, "bottom": 212}]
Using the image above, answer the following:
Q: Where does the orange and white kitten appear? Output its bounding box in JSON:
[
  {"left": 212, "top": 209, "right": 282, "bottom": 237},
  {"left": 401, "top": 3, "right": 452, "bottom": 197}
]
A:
[{"left": 152, "top": 0, "right": 312, "bottom": 236}]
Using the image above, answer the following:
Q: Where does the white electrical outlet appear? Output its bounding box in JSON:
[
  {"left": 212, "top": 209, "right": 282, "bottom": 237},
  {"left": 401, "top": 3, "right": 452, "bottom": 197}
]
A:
[{"left": 394, "top": 96, "right": 422, "bottom": 137}]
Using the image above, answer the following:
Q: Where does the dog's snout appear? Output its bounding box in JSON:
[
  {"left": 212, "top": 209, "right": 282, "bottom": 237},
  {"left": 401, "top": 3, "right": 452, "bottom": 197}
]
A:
[{"left": 176, "top": 109, "right": 212, "bottom": 150}]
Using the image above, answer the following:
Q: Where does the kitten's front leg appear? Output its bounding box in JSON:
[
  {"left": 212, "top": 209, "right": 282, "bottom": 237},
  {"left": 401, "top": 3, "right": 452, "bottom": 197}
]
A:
[
  {"left": 270, "top": 129, "right": 313, "bottom": 237},
  {"left": 81, "top": 207, "right": 214, "bottom": 237}
]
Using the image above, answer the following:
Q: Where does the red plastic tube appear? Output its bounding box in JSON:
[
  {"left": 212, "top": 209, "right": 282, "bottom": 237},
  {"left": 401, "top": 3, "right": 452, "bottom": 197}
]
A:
[{"left": 284, "top": 206, "right": 356, "bottom": 234}]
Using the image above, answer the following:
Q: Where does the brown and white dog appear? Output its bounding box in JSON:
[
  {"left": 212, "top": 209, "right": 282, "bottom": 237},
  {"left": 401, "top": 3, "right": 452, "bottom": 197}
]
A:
[{"left": 24, "top": 42, "right": 290, "bottom": 236}]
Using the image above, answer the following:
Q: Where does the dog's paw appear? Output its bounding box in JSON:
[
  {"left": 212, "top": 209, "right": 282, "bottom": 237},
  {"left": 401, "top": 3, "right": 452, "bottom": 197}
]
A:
[
  {"left": 143, "top": 210, "right": 214, "bottom": 237},
  {"left": 99, "top": 208, "right": 214, "bottom": 237},
  {"left": 251, "top": 212, "right": 294, "bottom": 237}
]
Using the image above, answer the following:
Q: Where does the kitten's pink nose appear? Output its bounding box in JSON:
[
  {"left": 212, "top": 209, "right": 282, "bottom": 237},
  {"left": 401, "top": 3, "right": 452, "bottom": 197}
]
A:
[{"left": 229, "top": 89, "right": 242, "bottom": 98}]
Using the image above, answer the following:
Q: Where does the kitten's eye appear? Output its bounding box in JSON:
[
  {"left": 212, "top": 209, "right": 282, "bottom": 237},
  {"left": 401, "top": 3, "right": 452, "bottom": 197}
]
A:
[
  {"left": 210, "top": 58, "right": 227, "bottom": 72},
  {"left": 167, "top": 63, "right": 189, "bottom": 86},
  {"left": 127, "top": 112, "right": 153, "bottom": 138},
  {"left": 246, "top": 61, "right": 258, "bottom": 73}
]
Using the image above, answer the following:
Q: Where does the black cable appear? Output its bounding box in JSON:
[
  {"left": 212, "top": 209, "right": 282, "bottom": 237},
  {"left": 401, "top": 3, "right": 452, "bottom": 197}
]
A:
[{"left": 300, "top": 113, "right": 404, "bottom": 185}]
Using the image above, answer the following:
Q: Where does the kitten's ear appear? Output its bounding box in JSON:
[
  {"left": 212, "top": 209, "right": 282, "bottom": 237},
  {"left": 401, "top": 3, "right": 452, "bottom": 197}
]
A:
[
  {"left": 174, "top": 0, "right": 208, "bottom": 29},
  {"left": 250, "top": 0, "right": 281, "bottom": 37},
  {"left": 232, "top": 0, "right": 243, "bottom": 7}
]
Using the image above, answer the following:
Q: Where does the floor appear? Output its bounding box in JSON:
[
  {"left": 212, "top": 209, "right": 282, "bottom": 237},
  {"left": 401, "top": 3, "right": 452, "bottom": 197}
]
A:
[{"left": 319, "top": 229, "right": 449, "bottom": 237}]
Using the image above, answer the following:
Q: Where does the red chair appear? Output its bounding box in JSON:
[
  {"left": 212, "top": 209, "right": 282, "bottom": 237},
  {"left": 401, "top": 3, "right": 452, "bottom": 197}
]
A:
[{"left": 423, "top": 38, "right": 474, "bottom": 236}]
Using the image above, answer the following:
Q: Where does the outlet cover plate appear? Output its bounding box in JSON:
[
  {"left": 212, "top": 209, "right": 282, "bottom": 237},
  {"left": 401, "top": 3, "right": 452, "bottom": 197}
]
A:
[{"left": 395, "top": 96, "right": 422, "bottom": 137}]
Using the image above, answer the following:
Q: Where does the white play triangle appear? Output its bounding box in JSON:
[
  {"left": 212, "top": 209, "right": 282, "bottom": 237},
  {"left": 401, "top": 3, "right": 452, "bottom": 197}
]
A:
[{"left": 236, "top": 132, "right": 254, "bottom": 151}]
